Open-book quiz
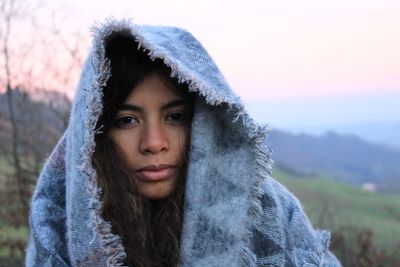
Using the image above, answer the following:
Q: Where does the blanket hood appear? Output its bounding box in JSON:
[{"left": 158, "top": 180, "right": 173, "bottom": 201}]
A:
[{"left": 27, "top": 18, "right": 332, "bottom": 267}]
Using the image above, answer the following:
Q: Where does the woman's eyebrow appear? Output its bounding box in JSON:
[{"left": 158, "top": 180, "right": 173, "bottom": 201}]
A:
[
  {"left": 117, "top": 99, "right": 185, "bottom": 112},
  {"left": 160, "top": 99, "right": 185, "bottom": 111},
  {"left": 118, "top": 103, "right": 142, "bottom": 112}
]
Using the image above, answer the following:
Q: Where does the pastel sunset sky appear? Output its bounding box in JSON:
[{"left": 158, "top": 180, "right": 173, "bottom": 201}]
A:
[{"left": 51, "top": 0, "right": 400, "bottom": 132}]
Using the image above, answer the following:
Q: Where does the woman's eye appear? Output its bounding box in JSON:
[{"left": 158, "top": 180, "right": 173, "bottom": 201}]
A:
[
  {"left": 113, "top": 116, "right": 139, "bottom": 128},
  {"left": 167, "top": 112, "right": 185, "bottom": 123}
]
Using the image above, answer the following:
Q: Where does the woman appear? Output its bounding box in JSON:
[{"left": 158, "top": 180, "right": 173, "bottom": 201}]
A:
[
  {"left": 26, "top": 18, "right": 341, "bottom": 266},
  {"left": 93, "top": 35, "right": 195, "bottom": 266}
]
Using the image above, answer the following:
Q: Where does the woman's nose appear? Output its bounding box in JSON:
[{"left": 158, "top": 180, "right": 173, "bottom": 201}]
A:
[{"left": 139, "top": 123, "right": 169, "bottom": 154}]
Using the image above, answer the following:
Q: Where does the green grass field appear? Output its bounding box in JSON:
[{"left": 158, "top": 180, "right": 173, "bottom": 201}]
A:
[{"left": 272, "top": 168, "right": 400, "bottom": 249}]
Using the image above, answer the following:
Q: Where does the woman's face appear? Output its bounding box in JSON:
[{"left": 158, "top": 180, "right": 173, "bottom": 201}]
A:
[{"left": 109, "top": 72, "right": 189, "bottom": 200}]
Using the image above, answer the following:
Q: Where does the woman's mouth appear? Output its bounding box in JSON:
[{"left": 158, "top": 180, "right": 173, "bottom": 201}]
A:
[{"left": 136, "top": 165, "right": 177, "bottom": 181}]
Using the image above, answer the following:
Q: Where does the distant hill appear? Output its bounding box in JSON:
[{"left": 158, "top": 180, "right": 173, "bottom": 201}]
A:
[
  {"left": 0, "top": 89, "right": 70, "bottom": 133},
  {"left": 335, "top": 121, "right": 400, "bottom": 148},
  {"left": 267, "top": 129, "right": 400, "bottom": 193},
  {"left": 0, "top": 89, "right": 70, "bottom": 165}
]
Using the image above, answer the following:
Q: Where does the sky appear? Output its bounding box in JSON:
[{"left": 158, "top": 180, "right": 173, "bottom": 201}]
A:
[{"left": 42, "top": 0, "right": 400, "bottom": 135}]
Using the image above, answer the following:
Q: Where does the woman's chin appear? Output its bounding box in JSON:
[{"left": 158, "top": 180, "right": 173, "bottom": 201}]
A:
[{"left": 138, "top": 180, "right": 176, "bottom": 200}]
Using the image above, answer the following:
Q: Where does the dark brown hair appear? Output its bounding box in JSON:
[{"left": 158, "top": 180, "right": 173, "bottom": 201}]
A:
[{"left": 92, "top": 33, "right": 195, "bottom": 267}]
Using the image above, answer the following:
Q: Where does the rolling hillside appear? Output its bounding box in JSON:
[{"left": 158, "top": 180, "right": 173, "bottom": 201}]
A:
[
  {"left": 272, "top": 168, "right": 400, "bottom": 249},
  {"left": 267, "top": 129, "right": 400, "bottom": 192}
]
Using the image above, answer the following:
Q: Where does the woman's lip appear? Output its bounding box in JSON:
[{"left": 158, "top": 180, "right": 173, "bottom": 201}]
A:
[
  {"left": 137, "top": 164, "right": 175, "bottom": 171},
  {"left": 137, "top": 166, "right": 176, "bottom": 181}
]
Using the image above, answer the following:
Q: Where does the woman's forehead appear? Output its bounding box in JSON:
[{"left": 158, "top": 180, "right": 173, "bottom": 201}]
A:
[{"left": 123, "top": 73, "right": 184, "bottom": 107}]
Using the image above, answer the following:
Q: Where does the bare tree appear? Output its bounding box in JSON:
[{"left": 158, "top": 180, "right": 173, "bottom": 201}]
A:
[
  {"left": 0, "top": 0, "right": 85, "bottom": 262},
  {"left": 0, "top": 0, "right": 86, "bottom": 226},
  {"left": 0, "top": 0, "right": 29, "bottom": 218}
]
